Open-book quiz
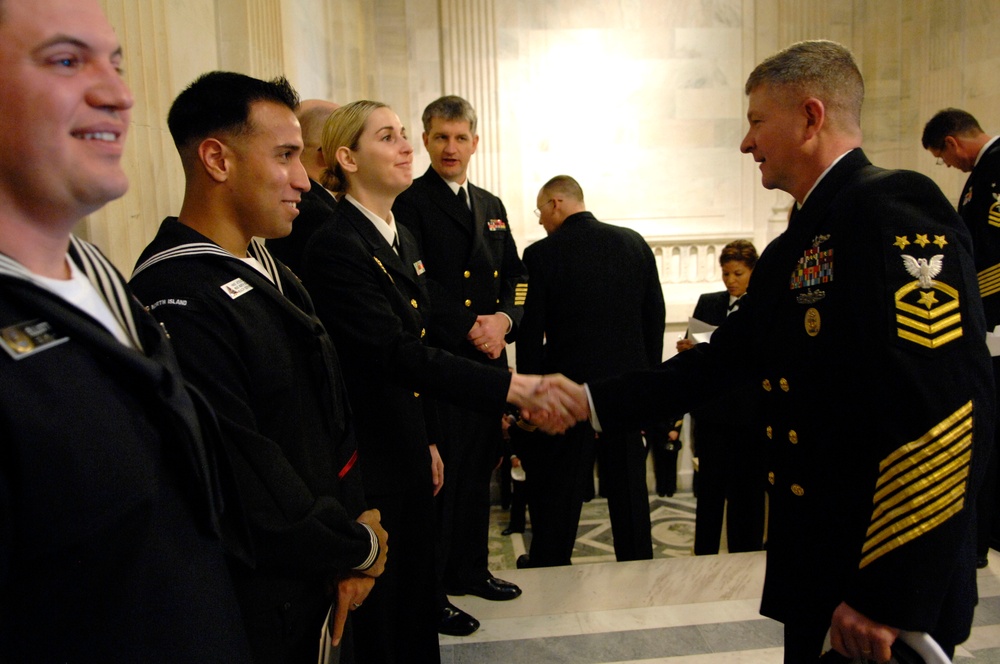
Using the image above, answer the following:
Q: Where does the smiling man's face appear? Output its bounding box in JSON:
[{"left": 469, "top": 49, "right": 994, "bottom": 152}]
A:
[{"left": 0, "top": 0, "right": 135, "bottom": 222}]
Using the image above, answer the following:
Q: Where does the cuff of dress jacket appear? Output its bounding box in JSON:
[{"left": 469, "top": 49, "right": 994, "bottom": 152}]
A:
[{"left": 352, "top": 523, "right": 379, "bottom": 571}]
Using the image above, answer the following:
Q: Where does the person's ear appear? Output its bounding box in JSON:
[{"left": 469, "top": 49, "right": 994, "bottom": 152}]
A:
[
  {"left": 198, "top": 138, "right": 230, "bottom": 183},
  {"left": 336, "top": 146, "right": 358, "bottom": 175},
  {"left": 801, "top": 97, "right": 826, "bottom": 139}
]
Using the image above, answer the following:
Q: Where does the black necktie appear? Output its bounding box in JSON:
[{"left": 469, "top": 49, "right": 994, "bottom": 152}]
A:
[
  {"left": 391, "top": 234, "right": 400, "bottom": 256},
  {"left": 727, "top": 295, "right": 743, "bottom": 314},
  {"left": 458, "top": 186, "right": 469, "bottom": 210}
]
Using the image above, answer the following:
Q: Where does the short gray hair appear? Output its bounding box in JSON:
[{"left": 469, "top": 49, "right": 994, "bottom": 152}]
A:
[
  {"left": 421, "top": 95, "right": 477, "bottom": 135},
  {"left": 745, "top": 40, "right": 863, "bottom": 128}
]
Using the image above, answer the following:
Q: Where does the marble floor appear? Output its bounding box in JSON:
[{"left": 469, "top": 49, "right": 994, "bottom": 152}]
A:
[{"left": 440, "top": 492, "right": 1000, "bottom": 663}]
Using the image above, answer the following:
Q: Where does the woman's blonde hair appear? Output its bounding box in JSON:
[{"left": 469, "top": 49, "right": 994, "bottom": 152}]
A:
[{"left": 320, "top": 100, "right": 388, "bottom": 194}]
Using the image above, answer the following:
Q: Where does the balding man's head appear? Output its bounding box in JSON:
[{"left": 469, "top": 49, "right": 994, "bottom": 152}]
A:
[{"left": 297, "top": 99, "right": 340, "bottom": 182}]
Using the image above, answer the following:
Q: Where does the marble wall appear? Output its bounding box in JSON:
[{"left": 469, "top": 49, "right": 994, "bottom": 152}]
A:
[{"left": 85, "top": 0, "right": 1000, "bottom": 331}]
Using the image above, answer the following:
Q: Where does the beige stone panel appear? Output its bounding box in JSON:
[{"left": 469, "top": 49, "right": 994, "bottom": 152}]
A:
[{"left": 82, "top": 0, "right": 220, "bottom": 274}]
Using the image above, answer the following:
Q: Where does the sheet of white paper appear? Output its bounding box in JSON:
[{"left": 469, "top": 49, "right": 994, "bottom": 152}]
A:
[
  {"left": 988, "top": 326, "right": 1000, "bottom": 357},
  {"left": 688, "top": 317, "right": 718, "bottom": 344}
]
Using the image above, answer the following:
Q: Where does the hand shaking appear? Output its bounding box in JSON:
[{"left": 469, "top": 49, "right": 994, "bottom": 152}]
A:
[{"left": 505, "top": 373, "right": 590, "bottom": 434}]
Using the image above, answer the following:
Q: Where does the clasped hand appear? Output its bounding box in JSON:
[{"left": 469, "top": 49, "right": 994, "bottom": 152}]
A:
[
  {"left": 508, "top": 373, "right": 589, "bottom": 434},
  {"left": 468, "top": 314, "right": 507, "bottom": 359}
]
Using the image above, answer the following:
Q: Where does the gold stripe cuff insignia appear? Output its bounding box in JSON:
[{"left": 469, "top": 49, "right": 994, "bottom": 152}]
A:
[
  {"left": 979, "top": 263, "right": 1000, "bottom": 298},
  {"left": 860, "top": 402, "right": 972, "bottom": 569}
]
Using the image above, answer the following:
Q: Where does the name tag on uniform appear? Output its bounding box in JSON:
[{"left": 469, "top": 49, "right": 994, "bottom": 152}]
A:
[
  {"left": 221, "top": 277, "right": 253, "bottom": 300},
  {"left": 414, "top": 259, "right": 426, "bottom": 276},
  {"left": 1, "top": 319, "right": 69, "bottom": 360},
  {"left": 487, "top": 219, "right": 507, "bottom": 231}
]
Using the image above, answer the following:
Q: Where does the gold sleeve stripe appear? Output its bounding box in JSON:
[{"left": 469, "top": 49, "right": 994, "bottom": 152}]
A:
[
  {"left": 979, "top": 263, "right": 1000, "bottom": 298},
  {"left": 896, "top": 327, "right": 963, "bottom": 349},
  {"left": 874, "top": 417, "right": 972, "bottom": 500},
  {"left": 896, "top": 298, "right": 959, "bottom": 320},
  {"left": 865, "top": 477, "right": 967, "bottom": 553},
  {"left": 895, "top": 312, "right": 962, "bottom": 334},
  {"left": 859, "top": 401, "right": 973, "bottom": 569},
  {"left": 872, "top": 441, "right": 971, "bottom": 519},
  {"left": 878, "top": 401, "right": 971, "bottom": 470},
  {"left": 514, "top": 283, "right": 528, "bottom": 306},
  {"left": 860, "top": 493, "right": 965, "bottom": 569},
  {"left": 869, "top": 452, "right": 970, "bottom": 528}
]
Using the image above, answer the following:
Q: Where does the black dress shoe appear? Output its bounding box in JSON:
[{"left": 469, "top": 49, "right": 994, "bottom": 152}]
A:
[
  {"left": 451, "top": 575, "right": 522, "bottom": 601},
  {"left": 515, "top": 554, "right": 532, "bottom": 569},
  {"left": 978, "top": 555, "right": 989, "bottom": 569},
  {"left": 501, "top": 525, "right": 524, "bottom": 536},
  {"left": 438, "top": 602, "right": 480, "bottom": 636}
]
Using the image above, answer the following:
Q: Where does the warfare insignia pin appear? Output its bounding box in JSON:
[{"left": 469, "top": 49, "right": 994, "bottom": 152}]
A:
[{"left": 796, "top": 288, "right": 826, "bottom": 304}]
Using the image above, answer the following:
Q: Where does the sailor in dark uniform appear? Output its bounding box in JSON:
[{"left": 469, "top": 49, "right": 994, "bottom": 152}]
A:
[{"left": 547, "top": 41, "right": 994, "bottom": 663}]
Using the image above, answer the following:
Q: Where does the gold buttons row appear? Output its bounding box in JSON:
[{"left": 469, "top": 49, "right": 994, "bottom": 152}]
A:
[
  {"left": 762, "top": 378, "right": 790, "bottom": 392},
  {"left": 461, "top": 270, "right": 500, "bottom": 279},
  {"left": 765, "top": 426, "right": 798, "bottom": 444},
  {"left": 767, "top": 471, "right": 805, "bottom": 496}
]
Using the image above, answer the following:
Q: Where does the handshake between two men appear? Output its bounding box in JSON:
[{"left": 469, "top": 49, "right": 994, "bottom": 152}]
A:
[{"left": 505, "top": 373, "right": 591, "bottom": 434}]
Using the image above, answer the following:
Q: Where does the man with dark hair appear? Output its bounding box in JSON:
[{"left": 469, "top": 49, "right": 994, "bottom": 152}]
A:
[
  {"left": 923, "top": 107, "right": 1000, "bottom": 570},
  {"left": 130, "top": 71, "right": 387, "bottom": 663},
  {"left": 0, "top": 2, "right": 251, "bottom": 661},
  {"left": 546, "top": 40, "right": 993, "bottom": 662},
  {"left": 515, "top": 175, "right": 663, "bottom": 569},
  {"left": 267, "top": 98, "right": 340, "bottom": 275},
  {"left": 394, "top": 95, "right": 527, "bottom": 634}
]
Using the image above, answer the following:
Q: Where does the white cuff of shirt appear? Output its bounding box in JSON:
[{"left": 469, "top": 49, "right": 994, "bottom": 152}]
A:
[
  {"left": 584, "top": 383, "right": 603, "bottom": 433},
  {"left": 499, "top": 311, "right": 513, "bottom": 335}
]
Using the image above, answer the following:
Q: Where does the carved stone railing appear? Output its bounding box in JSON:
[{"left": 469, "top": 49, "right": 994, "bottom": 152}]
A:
[{"left": 647, "top": 237, "right": 751, "bottom": 285}]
